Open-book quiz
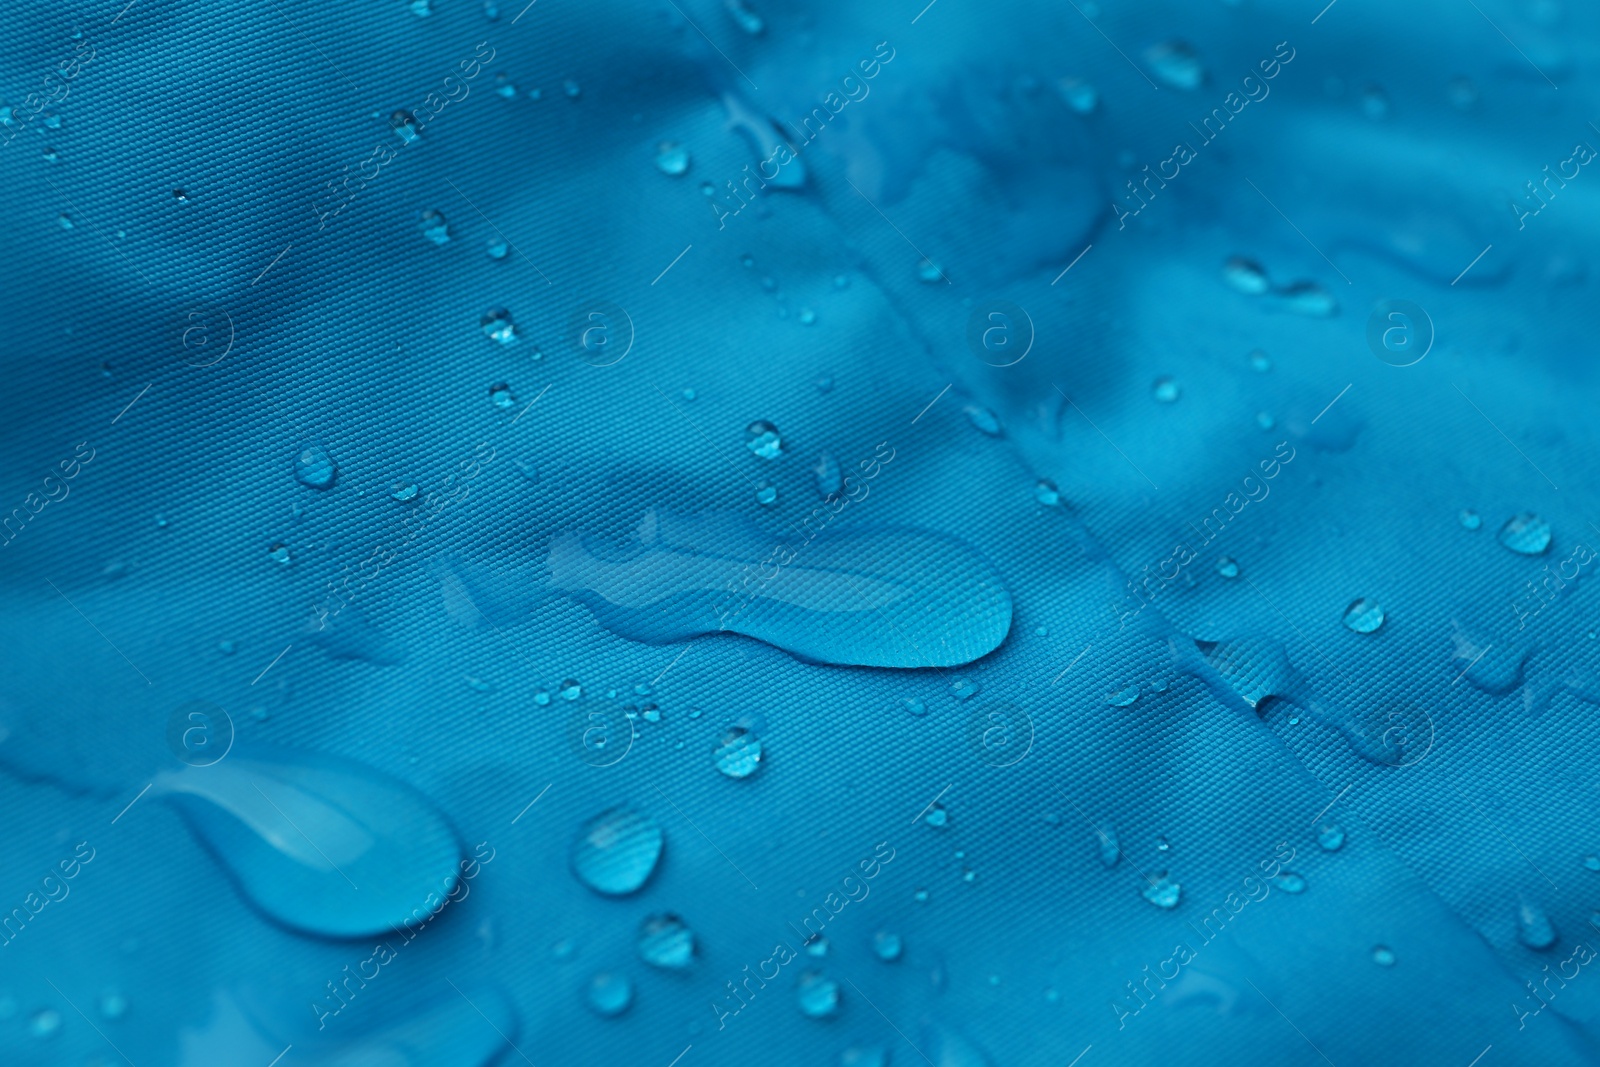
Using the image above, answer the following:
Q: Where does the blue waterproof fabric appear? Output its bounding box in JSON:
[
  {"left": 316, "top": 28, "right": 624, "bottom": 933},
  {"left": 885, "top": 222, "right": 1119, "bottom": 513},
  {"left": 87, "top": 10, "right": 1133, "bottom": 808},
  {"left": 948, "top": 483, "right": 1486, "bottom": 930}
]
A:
[{"left": 3, "top": 0, "right": 1600, "bottom": 1064}]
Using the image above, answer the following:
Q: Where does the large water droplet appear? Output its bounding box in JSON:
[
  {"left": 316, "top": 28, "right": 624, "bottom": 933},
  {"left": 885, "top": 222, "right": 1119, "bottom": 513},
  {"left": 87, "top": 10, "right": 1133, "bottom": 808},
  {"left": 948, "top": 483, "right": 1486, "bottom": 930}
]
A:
[
  {"left": 1222, "top": 256, "right": 1270, "bottom": 295},
  {"left": 152, "top": 750, "right": 463, "bottom": 938},
  {"left": 1146, "top": 40, "right": 1205, "bottom": 89},
  {"left": 1499, "top": 513, "right": 1552, "bottom": 555},
  {"left": 585, "top": 972, "right": 632, "bottom": 1017},
  {"left": 1518, "top": 901, "right": 1557, "bottom": 950},
  {"left": 713, "top": 726, "right": 762, "bottom": 778},
  {"left": 796, "top": 972, "right": 840, "bottom": 1018},
  {"left": 293, "top": 444, "right": 337, "bottom": 489},
  {"left": 745, "top": 420, "right": 782, "bottom": 459},
  {"left": 1142, "top": 873, "right": 1181, "bottom": 908},
  {"left": 654, "top": 141, "right": 690, "bottom": 176},
  {"left": 571, "top": 805, "right": 663, "bottom": 896},
  {"left": 1342, "top": 598, "right": 1385, "bottom": 634},
  {"left": 637, "top": 914, "right": 695, "bottom": 969},
  {"left": 481, "top": 307, "right": 518, "bottom": 345},
  {"left": 419, "top": 209, "right": 450, "bottom": 245},
  {"left": 548, "top": 511, "right": 1013, "bottom": 668}
]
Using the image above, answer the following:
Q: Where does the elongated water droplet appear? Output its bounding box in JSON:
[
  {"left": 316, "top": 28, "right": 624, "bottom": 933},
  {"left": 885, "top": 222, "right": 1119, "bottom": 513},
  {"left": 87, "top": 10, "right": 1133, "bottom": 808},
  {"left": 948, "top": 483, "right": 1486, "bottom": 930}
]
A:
[
  {"left": 1107, "top": 685, "right": 1140, "bottom": 708},
  {"left": 153, "top": 750, "right": 463, "bottom": 938},
  {"left": 1280, "top": 281, "right": 1338, "bottom": 317},
  {"left": 571, "top": 805, "right": 663, "bottom": 896},
  {"left": 1222, "top": 256, "right": 1270, "bottom": 295},
  {"left": 1499, "top": 512, "right": 1552, "bottom": 555},
  {"left": 964, "top": 404, "right": 1002, "bottom": 436}
]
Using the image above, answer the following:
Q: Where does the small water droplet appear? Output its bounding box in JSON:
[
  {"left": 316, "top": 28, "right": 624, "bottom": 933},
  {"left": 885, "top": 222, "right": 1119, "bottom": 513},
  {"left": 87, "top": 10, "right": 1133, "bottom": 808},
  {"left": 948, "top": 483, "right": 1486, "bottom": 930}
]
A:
[
  {"left": 481, "top": 307, "right": 519, "bottom": 345},
  {"left": 902, "top": 697, "right": 927, "bottom": 716},
  {"left": 218, "top": 639, "right": 236, "bottom": 655},
  {"left": 268, "top": 542, "right": 291, "bottom": 565},
  {"left": 1034, "top": 479, "right": 1061, "bottom": 506},
  {"left": 948, "top": 677, "right": 980, "bottom": 700},
  {"left": 804, "top": 934, "right": 829, "bottom": 957},
  {"left": 1216, "top": 556, "right": 1240, "bottom": 579},
  {"left": 98, "top": 992, "right": 127, "bottom": 1020},
  {"left": 1097, "top": 825, "right": 1120, "bottom": 867},
  {"left": 1281, "top": 281, "right": 1338, "bottom": 317},
  {"left": 1447, "top": 76, "right": 1479, "bottom": 111},
  {"left": 654, "top": 141, "right": 690, "bottom": 176},
  {"left": 872, "top": 931, "right": 903, "bottom": 962},
  {"left": 917, "top": 257, "right": 945, "bottom": 283},
  {"left": 29, "top": 1008, "right": 61, "bottom": 1038},
  {"left": 641, "top": 704, "right": 661, "bottom": 723},
  {"left": 1107, "top": 685, "right": 1140, "bottom": 708},
  {"left": 1156, "top": 836, "right": 1171, "bottom": 852},
  {"left": 57, "top": 213, "right": 74, "bottom": 230},
  {"left": 797, "top": 972, "right": 840, "bottom": 1018},
  {"left": 486, "top": 236, "right": 509, "bottom": 260},
  {"left": 1371, "top": 945, "right": 1396, "bottom": 967},
  {"left": 1273, "top": 871, "right": 1306, "bottom": 894},
  {"left": 923, "top": 804, "right": 948, "bottom": 828},
  {"left": 571, "top": 805, "right": 663, "bottom": 896},
  {"left": 755, "top": 482, "right": 779, "bottom": 507},
  {"left": 962, "top": 867, "right": 977, "bottom": 884},
  {"left": 1223, "top": 256, "right": 1271, "bottom": 295},
  {"left": 418, "top": 208, "right": 450, "bottom": 245},
  {"left": 585, "top": 971, "right": 633, "bottom": 1017},
  {"left": 1056, "top": 76, "right": 1098, "bottom": 113},
  {"left": 637, "top": 914, "right": 695, "bottom": 969},
  {"left": 390, "top": 109, "right": 420, "bottom": 143},
  {"left": 727, "top": 0, "right": 764, "bottom": 34},
  {"left": 533, "top": 690, "right": 551, "bottom": 706},
  {"left": 681, "top": 387, "right": 696, "bottom": 401},
  {"left": 1152, "top": 376, "right": 1181, "bottom": 403},
  {"left": 964, "top": 405, "right": 1002, "bottom": 436},
  {"left": 563, "top": 78, "right": 581, "bottom": 99},
  {"left": 1317, "top": 823, "right": 1345, "bottom": 851},
  {"left": 841, "top": 1045, "right": 888, "bottom": 1067},
  {"left": 913, "top": 887, "right": 929, "bottom": 903},
  {"left": 1499, "top": 512, "right": 1552, "bottom": 555},
  {"left": 489, "top": 383, "right": 517, "bottom": 409},
  {"left": 714, "top": 726, "right": 762, "bottom": 778},
  {"left": 551, "top": 937, "right": 574, "bottom": 960},
  {"left": 1342, "top": 598, "right": 1385, "bottom": 634},
  {"left": 1142, "top": 873, "right": 1181, "bottom": 909},
  {"left": 464, "top": 675, "right": 493, "bottom": 693},
  {"left": 1256, "top": 411, "right": 1276, "bottom": 430},
  {"left": 1146, "top": 40, "right": 1205, "bottom": 90},
  {"left": 42, "top": 146, "right": 57, "bottom": 163},
  {"left": 813, "top": 451, "right": 842, "bottom": 497},
  {"left": 1250, "top": 349, "right": 1272, "bottom": 372},
  {"left": 40, "top": 111, "right": 60, "bottom": 130},
  {"left": 560, "top": 679, "right": 582, "bottom": 700},
  {"left": 410, "top": 0, "right": 432, "bottom": 15},
  {"left": 745, "top": 420, "right": 782, "bottom": 459},
  {"left": 1459, "top": 508, "right": 1482, "bottom": 530},
  {"left": 390, "top": 483, "right": 419, "bottom": 502},
  {"left": 1518, "top": 901, "right": 1557, "bottom": 950}
]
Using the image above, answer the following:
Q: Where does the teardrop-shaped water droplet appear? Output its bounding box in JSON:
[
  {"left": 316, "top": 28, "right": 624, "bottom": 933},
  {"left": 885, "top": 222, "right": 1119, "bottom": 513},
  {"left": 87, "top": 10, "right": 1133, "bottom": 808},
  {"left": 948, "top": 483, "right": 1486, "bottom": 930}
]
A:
[
  {"left": 585, "top": 971, "right": 632, "bottom": 1016},
  {"left": 796, "top": 972, "right": 840, "bottom": 1018},
  {"left": 548, "top": 511, "right": 1013, "bottom": 668},
  {"left": 419, "top": 209, "right": 450, "bottom": 245},
  {"left": 964, "top": 405, "right": 1002, "bottom": 436},
  {"left": 570, "top": 805, "right": 663, "bottom": 896},
  {"left": 1518, "top": 901, "right": 1557, "bottom": 949},
  {"left": 713, "top": 726, "right": 762, "bottom": 778},
  {"left": 1142, "top": 873, "right": 1181, "bottom": 908},
  {"left": 1342, "top": 598, "right": 1385, "bottom": 634},
  {"left": 637, "top": 913, "right": 695, "bottom": 969},
  {"left": 1499, "top": 512, "right": 1552, "bottom": 555},
  {"left": 153, "top": 750, "right": 463, "bottom": 938},
  {"left": 481, "top": 307, "right": 518, "bottom": 345},
  {"left": 745, "top": 420, "right": 782, "bottom": 459},
  {"left": 293, "top": 443, "right": 337, "bottom": 489},
  {"left": 1222, "top": 256, "right": 1270, "bottom": 295}
]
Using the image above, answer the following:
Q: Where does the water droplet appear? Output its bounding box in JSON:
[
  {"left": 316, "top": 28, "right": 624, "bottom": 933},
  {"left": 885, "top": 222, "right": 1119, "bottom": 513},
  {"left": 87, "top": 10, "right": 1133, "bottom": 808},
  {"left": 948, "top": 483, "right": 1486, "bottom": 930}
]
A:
[
  {"left": 464, "top": 675, "right": 493, "bottom": 693},
  {"left": 391, "top": 483, "right": 419, "bottom": 502},
  {"left": 1342, "top": 598, "right": 1386, "bottom": 634},
  {"left": 796, "top": 972, "right": 840, "bottom": 1018},
  {"left": 1585, "top": 855, "right": 1600, "bottom": 871},
  {"left": 1156, "top": 836, "right": 1171, "bottom": 852},
  {"left": 962, "top": 867, "right": 977, "bottom": 884},
  {"left": 292, "top": 443, "right": 337, "bottom": 489},
  {"left": 1097, "top": 825, "right": 1121, "bottom": 867},
  {"left": 1034, "top": 479, "right": 1061, "bottom": 506},
  {"left": 1518, "top": 902, "right": 1557, "bottom": 950},
  {"left": 1317, "top": 823, "right": 1345, "bottom": 850},
  {"left": 585, "top": 971, "right": 632, "bottom": 1017},
  {"left": 913, "top": 888, "right": 929, "bottom": 903},
  {"left": 1459, "top": 508, "right": 1482, "bottom": 530},
  {"left": 514, "top": 458, "right": 539, "bottom": 482},
  {"left": 1361, "top": 84, "right": 1390, "bottom": 120},
  {"left": 218, "top": 639, "right": 236, "bottom": 655},
  {"left": 923, "top": 804, "right": 948, "bottom": 828},
  {"left": 560, "top": 679, "right": 582, "bottom": 700},
  {"left": 681, "top": 387, "right": 696, "bottom": 401},
  {"left": 1499, "top": 512, "right": 1552, "bottom": 555},
  {"left": 481, "top": 307, "right": 518, "bottom": 345},
  {"left": 1222, "top": 256, "right": 1270, "bottom": 294},
  {"left": 1273, "top": 872, "right": 1306, "bottom": 894},
  {"left": 410, "top": 0, "right": 432, "bottom": 14},
  {"left": 917, "top": 257, "right": 945, "bottom": 283},
  {"left": 152, "top": 751, "right": 464, "bottom": 937},
  {"left": 964, "top": 405, "right": 1002, "bottom": 436},
  {"left": 1371, "top": 945, "right": 1396, "bottom": 967},
  {"left": 563, "top": 78, "right": 581, "bottom": 99},
  {"left": 1056, "top": 76, "right": 1098, "bottom": 113},
  {"left": 1256, "top": 411, "right": 1276, "bottom": 430},
  {"left": 1250, "top": 349, "right": 1272, "bottom": 372},
  {"left": 797, "top": 307, "right": 817, "bottom": 326},
  {"left": 1216, "top": 556, "right": 1240, "bottom": 579},
  {"left": 57, "top": 213, "right": 74, "bottom": 230},
  {"left": 29, "top": 1008, "right": 61, "bottom": 1038},
  {"left": 1146, "top": 40, "right": 1205, "bottom": 90},
  {"left": 872, "top": 931, "right": 903, "bottom": 961},
  {"left": 533, "top": 689, "right": 551, "bottom": 706},
  {"left": 268, "top": 542, "right": 291, "bottom": 565},
  {"left": 713, "top": 726, "right": 762, "bottom": 778},
  {"left": 813, "top": 451, "right": 842, "bottom": 497},
  {"left": 1280, "top": 281, "right": 1338, "bottom": 317},
  {"left": 949, "top": 677, "right": 980, "bottom": 700},
  {"left": 42, "top": 146, "right": 58, "bottom": 163},
  {"left": 98, "top": 992, "right": 127, "bottom": 1020},
  {"left": 1152, "top": 376, "right": 1181, "bottom": 403},
  {"left": 486, "top": 236, "right": 509, "bottom": 260},
  {"left": 548, "top": 511, "right": 1014, "bottom": 668},
  {"left": 902, "top": 697, "right": 927, "bottom": 717},
  {"left": 1107, "top": 685, "right": 1140, "bottom": 708},
  {"left": 800, "top": 934, "right": 829, "bottom": 957},
  {"left": 744, "top": 420, "right": 783, "bottom": 460},
  {"left": 1142, "top": 873, "right": 1181, "bottom": 909},
  {"left": 654, "top": 141, "right": 690, "bottom": 176},
  {"left": 641, "top": 704, "right": 661, "bottom": 723},
  {"left": 755, "top": 482, "right": 779, "bottom": 507},
  {"left": 727, "top": 0, "right": 764, "bottom": 34},
  {"left": 390, "top": 109, "right": 420, "bottom": 143},
  {"left": 489, "top": 383, "right": 516, "bottom": 409},
  {"left": 40, "top": 111, "right": 60, "bottom": 130},
  {"left": 815, "top": 372, "right": 834, "bottom": 392},
  {"left": 571, "top": 805, "right": 663, "bottom": 896},
  {"left": 418, "top": 208, "right": 450, "bottom": 245},
  {"left": 637, "top": 914, "right": 695, "bottom": 969}
]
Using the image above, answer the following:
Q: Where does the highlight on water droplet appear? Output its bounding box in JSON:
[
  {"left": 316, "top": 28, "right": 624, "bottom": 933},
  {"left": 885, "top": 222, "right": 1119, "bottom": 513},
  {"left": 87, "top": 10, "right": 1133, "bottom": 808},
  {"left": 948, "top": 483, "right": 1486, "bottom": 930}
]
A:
[
  {"left": 796, "top": 971, "right": 840, "bottom": 1018},
  {"left": 585, "top": 971, "right": 632, "bottom": 1016},
  {"left": 1499, "top": 512, "right": 1552, "bottom": 555},
  {"left": 571, "top": 805, "right": 663, "bottom": 896},
  {"left": 1342, "top": 598, "right": 1386, "bottom": 634},
  {"left": 637, "top": 913, "right": 695, "bottom": 969},
  {"left": 713, "top": 726, "right": 762, "bottom": 778}
]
